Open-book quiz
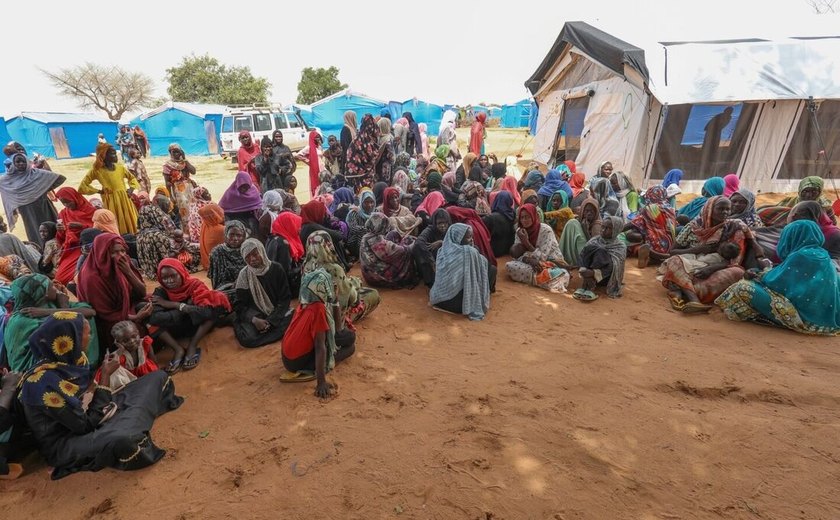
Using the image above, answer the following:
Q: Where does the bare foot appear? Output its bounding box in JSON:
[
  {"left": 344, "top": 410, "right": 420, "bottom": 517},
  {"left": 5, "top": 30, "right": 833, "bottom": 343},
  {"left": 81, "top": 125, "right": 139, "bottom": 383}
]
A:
[{"left": 637, "top": 244, "right": 651, "bottom": 269}]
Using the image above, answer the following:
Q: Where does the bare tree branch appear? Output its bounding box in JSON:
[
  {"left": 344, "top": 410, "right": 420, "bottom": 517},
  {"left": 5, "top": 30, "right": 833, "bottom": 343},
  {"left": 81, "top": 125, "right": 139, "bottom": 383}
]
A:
[
  {"left": 807, "top": 0, "right": 837, "bottom": 13},
  {"left": 40, "top": 63, "right": 157, "bottom": 120}
]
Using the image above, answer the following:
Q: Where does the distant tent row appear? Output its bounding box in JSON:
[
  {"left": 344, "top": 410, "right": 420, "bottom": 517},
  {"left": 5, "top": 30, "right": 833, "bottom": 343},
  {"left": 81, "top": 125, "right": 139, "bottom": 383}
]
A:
[
  {"left": 129, "top": 102, "right": 226, "bottom": 156},
  {"left": 6, "top": 112, "right": 117, "bottom": 159},
  {"left": 500, "top": 99, "right": 537, "bottom": 129}
]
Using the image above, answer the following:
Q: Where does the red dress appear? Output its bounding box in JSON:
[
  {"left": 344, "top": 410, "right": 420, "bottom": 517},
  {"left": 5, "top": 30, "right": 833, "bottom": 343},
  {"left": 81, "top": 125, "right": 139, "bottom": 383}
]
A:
[
  {"left": 54, "top": 187, "right": 96, "bottom": 285},
  {"left": 237, "top": 144, "right": 262, "bottom": 188},
  {"left": 94, "top": 336, "right": 159, "bottom": 383},
  {"left": 281, "top": 303, "right": 329, "bottom": 360}
]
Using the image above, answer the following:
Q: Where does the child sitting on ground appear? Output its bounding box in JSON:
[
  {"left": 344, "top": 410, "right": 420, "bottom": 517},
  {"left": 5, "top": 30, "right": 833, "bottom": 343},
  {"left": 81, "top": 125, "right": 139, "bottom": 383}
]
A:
[
  {"left": 38, "top": 222, "right": 60, "bottom": 278},
  {"left": 95, "top": 321, "right": 158, "bottom": 389}
]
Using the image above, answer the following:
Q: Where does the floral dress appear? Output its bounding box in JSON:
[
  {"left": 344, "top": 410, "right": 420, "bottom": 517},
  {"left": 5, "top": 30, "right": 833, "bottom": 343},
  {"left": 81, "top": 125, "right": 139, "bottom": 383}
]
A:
[{"left": 505, "top": 223, "right": 570, "bottom": 293}]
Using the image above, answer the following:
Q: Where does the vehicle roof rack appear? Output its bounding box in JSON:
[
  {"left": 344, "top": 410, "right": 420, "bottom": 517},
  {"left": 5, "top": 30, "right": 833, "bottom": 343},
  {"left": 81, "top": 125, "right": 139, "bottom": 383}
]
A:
[{"left": 224, "top": 103, "right": 286, "bottom": 114}]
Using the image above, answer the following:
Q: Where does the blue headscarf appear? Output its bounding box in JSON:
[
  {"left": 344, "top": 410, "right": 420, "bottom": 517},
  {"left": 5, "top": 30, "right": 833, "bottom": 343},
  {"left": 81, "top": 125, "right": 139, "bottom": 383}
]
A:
[
  {"left": 429, "top": 223, "right": 490, "bottom": 321},
  {"left": 491, "top": 191, "right": 515, "bottom": 222},
  {"left": 761, "top": 220, "right": 840, "bottom": 329},
  {"left": 329, "top": 187, "right": 355, "bottom": 214},
  {"left": 538, "top": 167, "right": 573, "bottom": 199},
  {"left": 677, "top": 176, "right": 725, "bottom": 220},
  {"left": 662, "top": 169, "right": 683, "bottom": 188},
  {"left": 522, "top": 170, "right": 544, "bottom": 191}
]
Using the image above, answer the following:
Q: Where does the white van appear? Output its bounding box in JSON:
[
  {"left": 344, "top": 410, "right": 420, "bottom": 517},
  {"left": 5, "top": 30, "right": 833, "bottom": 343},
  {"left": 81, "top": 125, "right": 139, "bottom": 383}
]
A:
[{"left": 220, "top": 105, "right": 313, "bottom": 156}]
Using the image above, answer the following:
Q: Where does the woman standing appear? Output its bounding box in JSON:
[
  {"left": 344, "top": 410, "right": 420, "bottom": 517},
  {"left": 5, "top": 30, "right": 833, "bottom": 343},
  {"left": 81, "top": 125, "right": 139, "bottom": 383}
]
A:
[
  {"left": 79, "top": 144, "right": 139, "bottom": 235},
  {"left": 469, "top": 113, "right": 487, "bottom": 156},
  {"left": 0, "top": 153, "right": 64, "bottom": 245},
  {"left": 402, "top": 112, "right": 423, "bottom": 157},
  {"left": 505, "top": 204, "right": 570, "bottom": 293},
  {"left": 237, "top": 131, "right": 261, "bottom": 188},
  {"left": 437, "top": 110, "right": 460, "bottom": 160},
  {"left": 298, "top": 130, "right": 324, "bottom": 197},
  {"left": 218, "top": 172, "right": 263, "bottom": 237},
  {"left": 187, "top": 186, "right": 212, "bottom": 243},
  {"left": 340, "top": 111, "right": 358, "bottom": 165},
  {"left": 54, "top": 187, "right": 96, "bottom": 285},
  {"left": 162, "top": 144, "right": 196, "bottom": 234},
  {"left": 430, "top": 224, "right": 491, "bottom": 320},
  {"left": 345, "top": 115, "right": 381, "bottom": 190}
]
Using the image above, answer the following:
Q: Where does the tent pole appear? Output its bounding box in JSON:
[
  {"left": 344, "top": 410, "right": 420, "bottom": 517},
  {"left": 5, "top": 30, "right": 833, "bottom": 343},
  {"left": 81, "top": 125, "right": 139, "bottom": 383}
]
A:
[{"left": 806, "top": 96, "right": 839, "bottom": 202}]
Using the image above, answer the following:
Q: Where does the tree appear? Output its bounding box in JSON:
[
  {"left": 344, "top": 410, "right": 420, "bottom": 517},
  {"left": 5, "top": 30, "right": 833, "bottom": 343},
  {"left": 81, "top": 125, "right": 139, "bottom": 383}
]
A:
[
  {"left": 41, "top": 63, "right": 157, "bottom": 121},
  {"left": 296, "top": 66, "right": 347, "bottom": 105},
  {"left": 807, "top": 0, "right": 836, "bottom": 12},
  {"left": 166, "top": 54, "right": 271, "bottom": 106}
]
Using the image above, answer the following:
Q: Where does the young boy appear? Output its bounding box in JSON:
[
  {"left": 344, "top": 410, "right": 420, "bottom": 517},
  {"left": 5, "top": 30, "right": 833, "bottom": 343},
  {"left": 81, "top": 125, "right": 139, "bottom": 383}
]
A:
[
  {"left": 38, "top": 222, "right": 60, "bottom": 278},
  {"left": 128, "top": 148, "right": 151, "bottom": 193}
]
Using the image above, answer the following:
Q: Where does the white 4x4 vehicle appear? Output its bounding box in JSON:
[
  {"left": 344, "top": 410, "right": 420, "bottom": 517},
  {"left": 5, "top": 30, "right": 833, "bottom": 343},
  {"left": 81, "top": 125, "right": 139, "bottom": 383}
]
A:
[{"left": 220, "top": 105, "right": 312, "bottom": 156}]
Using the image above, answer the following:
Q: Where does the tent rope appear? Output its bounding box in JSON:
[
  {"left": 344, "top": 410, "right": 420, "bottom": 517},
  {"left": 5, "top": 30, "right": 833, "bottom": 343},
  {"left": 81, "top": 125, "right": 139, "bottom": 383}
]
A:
[{"left": 806, "top": 97, "right": 839, "bottom": 201}]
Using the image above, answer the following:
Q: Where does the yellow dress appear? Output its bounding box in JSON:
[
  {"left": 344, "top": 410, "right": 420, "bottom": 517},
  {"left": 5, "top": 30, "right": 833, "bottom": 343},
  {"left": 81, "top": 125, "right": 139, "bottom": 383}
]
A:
[{"left": 78, "top": 164, "right": 139, "bottom": 234}]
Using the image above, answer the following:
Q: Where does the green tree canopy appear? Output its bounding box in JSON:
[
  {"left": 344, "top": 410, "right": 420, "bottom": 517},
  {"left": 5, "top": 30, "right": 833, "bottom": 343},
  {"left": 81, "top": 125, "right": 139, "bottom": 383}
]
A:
[
  {"left": 296, "top": 66, "right": 347, "bottom": 105},
  {"left": 166, "top": 54, "right": 271, "bottom": 105}
]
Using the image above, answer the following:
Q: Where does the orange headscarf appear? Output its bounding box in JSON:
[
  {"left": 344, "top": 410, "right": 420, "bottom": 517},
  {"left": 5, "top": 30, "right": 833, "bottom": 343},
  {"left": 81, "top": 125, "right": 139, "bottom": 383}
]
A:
[
  {"left": 198, "top": 203, "right": 225, "bottom": 269},
  {"left": 92, "top": 209, "right": 120, "bottom": 235}
]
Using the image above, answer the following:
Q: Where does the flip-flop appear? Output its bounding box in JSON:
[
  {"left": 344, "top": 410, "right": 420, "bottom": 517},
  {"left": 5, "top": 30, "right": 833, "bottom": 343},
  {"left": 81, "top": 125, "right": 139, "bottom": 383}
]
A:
[
  {"left": 279, "top": 370, "right": 316, "bottom": 383},
  {"left": 573, "top": 289, "right": 599, "bottom": 302},
  {"left": 668, "top": 294, "right": 686, "bottom": 311},
  {"left": 0, "top": 463, "right": 24, "bottom": 480},
  {"left": 682, "top": 302, "right": 713, "bottom": 314},
  {"left": 165, "top": 358, "right": 183, "bottom": 374},
  {"left": 182, "top": 349, "right": 201, "bottom": 371}
]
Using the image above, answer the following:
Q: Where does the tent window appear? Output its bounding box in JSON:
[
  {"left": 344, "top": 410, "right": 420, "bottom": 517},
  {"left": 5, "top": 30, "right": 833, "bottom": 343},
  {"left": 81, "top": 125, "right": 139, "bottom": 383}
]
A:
[
  {"left": 651, "top": 103, "right": 757, "bottom": 181},
  {"left": 778, "top": 100, "right": 840, "bottom": 180},
  {"left": 254, "top": 114, "right": 272, "bottom": 132},
  {"left": 222, "top": 117, "right": 233, "bottom": 133},
  {"left": 274, "top": 114, "right": 288, "bottom": 129},
  {"left": 233, "top": 116, "right": 253, "bottom": 132},
  {"left": 550, "top": 96, "right": 589, "bottom": 165}
]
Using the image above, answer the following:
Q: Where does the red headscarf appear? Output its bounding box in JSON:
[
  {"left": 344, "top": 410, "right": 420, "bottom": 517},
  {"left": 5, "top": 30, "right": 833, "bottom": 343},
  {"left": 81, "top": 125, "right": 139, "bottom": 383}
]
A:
[
  {"left": 307, "top": 130, "right": 320, "bottom": 197},
  {"left": 446, "top": 206, "right": 497, "bottom": 266},
  {"left": 77, "top": 233, "right": 143, "bottom": 323},
  {"left": 300, "top": 200, "right": 327, "bottom": 226},
  {"left": 56, "top": 187, "right": 96, "bottom": 227},
  {"left": 237, "top": 131, "right": 261, "bottom": 187},
  {"left": 723, "top": 173, "right": 740, "bottom": 197},
  {"left": 563, "top": 160, "right": 577, "bottom": 174},
  {"left": 469, "top": 113, "right": 486, "bottom": 155},
  {"left": 499, "top": 176, "right": 521, "bottom": 206},
  {"left": 518, "top": 203, "right": 541, "bottom": 246},
  {"left": 54, "top": 187, "right": 97, "bottom": 284},
  {"left": 570, "top": 172, "right": 586, "bottom": 197},
  {"left": 271, "top": 211, "right": 304, "bottom": 261},
  {"left": 382, "top": 187, "right": 400, "bottom": 217},
  {"left": 156, "top": 258, "right": 231, "bottom": 311}
]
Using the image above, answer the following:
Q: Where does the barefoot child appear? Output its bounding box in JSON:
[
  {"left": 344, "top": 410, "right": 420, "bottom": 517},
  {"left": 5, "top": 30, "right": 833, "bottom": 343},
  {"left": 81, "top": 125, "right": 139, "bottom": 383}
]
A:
[{"left": 95, "top": 321, "right": 158, "bottom": 388}]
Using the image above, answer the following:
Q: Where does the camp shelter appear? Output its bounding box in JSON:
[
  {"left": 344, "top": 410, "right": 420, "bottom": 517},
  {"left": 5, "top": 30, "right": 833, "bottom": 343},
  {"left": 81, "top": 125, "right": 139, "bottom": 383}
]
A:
[
  {"left": 130, "top": 102, "right": 227, "bottom": 156},
  {"left": 400, "top": 98, "right": 444, "bottom": 137},
  {"left": 6, "top": 112, "right": 117, "bottom": 159},
  {"left": 526, "top": 21, "right": 840, "bottom": 193},
  {"left": 309, "top": 89, "right": 387, "bottom": 139},
  {"left": 500, "top": 99, "right": 533, "bottom": 128},
  {"left": 0, "top": 118, "right": 10, "bottom": 146}
]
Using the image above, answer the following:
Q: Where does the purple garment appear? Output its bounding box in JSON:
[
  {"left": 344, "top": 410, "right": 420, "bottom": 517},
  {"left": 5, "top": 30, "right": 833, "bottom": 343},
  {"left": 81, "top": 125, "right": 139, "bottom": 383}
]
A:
[{"left": 219, "top": 171, "right": 263, "bottom": 213}]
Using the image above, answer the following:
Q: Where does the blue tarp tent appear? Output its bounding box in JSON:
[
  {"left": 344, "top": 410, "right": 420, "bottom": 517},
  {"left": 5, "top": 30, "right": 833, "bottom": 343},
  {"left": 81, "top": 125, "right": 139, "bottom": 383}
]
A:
[
  {"left": 292, "top": 104, "right": 315, "bottom": 129},
  {"left": 400, "top": 99, "right": 444, "bottom": 137},
  {"left": 501, "top": 99, "right": 533, "bottom": 128},
  {"left": 0, "top": 118, "right": 11, "bottom": 145},
  {"left": 310, "top": 89, "right": 387, "bottom": 139},
  {"left": 129, "top": 102, "right": 227, "bottom": 156},
  {"left": 6, "top": 112, "right": 117, "bottom": 159},
  {"left": 528, "top": 101, "right": 538, "bottom": 135}
]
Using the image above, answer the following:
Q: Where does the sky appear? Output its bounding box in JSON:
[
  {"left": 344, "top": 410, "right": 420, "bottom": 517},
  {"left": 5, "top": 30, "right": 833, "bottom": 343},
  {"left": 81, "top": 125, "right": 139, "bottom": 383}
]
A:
[{"left": 4, "top": 0, "right": 837, "bottom": 121}]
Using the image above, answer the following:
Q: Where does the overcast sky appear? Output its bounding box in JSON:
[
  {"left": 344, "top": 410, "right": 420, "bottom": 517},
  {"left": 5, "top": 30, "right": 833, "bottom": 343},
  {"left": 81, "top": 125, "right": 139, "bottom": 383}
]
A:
[{"left": 4, "top": 0, "right": 837, "bottom": 120}]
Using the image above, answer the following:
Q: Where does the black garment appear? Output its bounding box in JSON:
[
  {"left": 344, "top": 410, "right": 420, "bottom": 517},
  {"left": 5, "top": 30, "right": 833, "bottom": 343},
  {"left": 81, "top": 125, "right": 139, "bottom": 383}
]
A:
[
  {"left": 272, "top": 144, "right": 295, "bottom": 175},
  {"left": 412, "top": 225, "right": 446, "bottom": 287},
  {"left": 570, "top": 189, "right": 590, "bottom": 212},
  {"left": 224, "top": 211, "right": 259, "bottom": 239},
  {"left": 254, "top": 154, "right": 285, "bottom": 192},
  {"left": 281, "top": 328, "right": 356, "bottom": 372},
  {"left": 0, "top": 398, "right": 35, "bottom": 476},
  {"left": 454, "top": 165, "right": 466, "bottom": 190},
  {"left": 300, "top": 223, "right": 350, "bottom": 270},
  {"left": 208, "top": 244, "right": 247, "bottom": 289},
  {"left": 482, "top": 212, "right": 516, "bottom": 258},
  {"left": 22, "top": 371, "right": 182, "bottom": 480},
  {"left": 234, "top": 262, "right": 293, "bottom": 348},
  {"left": 432, "top": 265, "right": 497, "bottom": 313},
  {"left": 19, "top": 197, "right": 60, "bottom": 247},
  {"left": 148, "top": 287, "right": 226, "bottom": 339},
  {"left": 266, "top": 235, "right": 302, "bottom": 296},
  {"left": 339, "top": 127, "right": 354, "bottom": 173},
  {"left": 579, "top": 242, "right": 614, "bottom": 284}
]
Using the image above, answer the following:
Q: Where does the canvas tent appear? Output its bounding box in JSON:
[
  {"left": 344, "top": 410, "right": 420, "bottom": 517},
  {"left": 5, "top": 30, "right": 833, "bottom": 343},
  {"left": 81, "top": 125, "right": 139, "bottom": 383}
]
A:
[
  {"left": 526, "top": 21, "right": 840, "bottom": 193},
  {"left": 6, "top": 112, "right": 117, "bottom": 159},
  {"left": 130, "top": 102, "right": 227, "bottom": 156},
  {"left": 0, "top": 117, "right": 11, "bottom": 145},
  {"left": 309, "top": 89, "right": 387, "bottom": 139}
]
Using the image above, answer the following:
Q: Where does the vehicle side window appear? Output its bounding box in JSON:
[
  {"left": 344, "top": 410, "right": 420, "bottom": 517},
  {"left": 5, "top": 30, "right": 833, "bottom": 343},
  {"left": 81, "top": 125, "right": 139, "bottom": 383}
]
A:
[
  {"left": 234, "top": 116, "right": 253, "bottom": 132},
  {"left": 274, "top": 114, "right": 288, "bottom": 130},
  {"left": 222, "top": 117, "right": 233, "bottom": 133},
  {"left": 287, "top": 114, "right": 302, "bottom": 129},
  {"left": 254, "top": 114, "right": 272, "bottom": 132}
]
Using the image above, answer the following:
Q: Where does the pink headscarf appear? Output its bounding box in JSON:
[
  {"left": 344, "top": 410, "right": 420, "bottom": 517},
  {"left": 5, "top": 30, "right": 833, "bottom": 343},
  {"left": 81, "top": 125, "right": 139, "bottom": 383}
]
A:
[
  {"left": 723, "top": 173, "right": 740, "bottom": 197},
  {"left": 396, "top": 117, "right": 409, "bottom": 127},
  {"left": 415, "top": 191, "right": 445, "bottom": 216}
]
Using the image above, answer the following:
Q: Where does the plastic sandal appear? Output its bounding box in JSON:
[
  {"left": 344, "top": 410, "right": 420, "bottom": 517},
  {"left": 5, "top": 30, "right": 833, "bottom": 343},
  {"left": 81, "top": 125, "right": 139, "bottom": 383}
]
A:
[
  {"left": 279, "top": 370, "right": 316, "bottom": 383},
  {"left": 165, "top": 358, "right": 183, "bottom": 374},
  {"left": 182, "top": 349, "right": 202, "bottom": 371},
  {"left": 682, "top": 302, "right": 713, "bottom": 314}
]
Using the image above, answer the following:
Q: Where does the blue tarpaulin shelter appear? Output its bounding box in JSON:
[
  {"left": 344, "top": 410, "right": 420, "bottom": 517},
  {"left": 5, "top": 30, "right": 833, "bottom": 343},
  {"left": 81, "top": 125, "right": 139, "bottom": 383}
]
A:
[
  {"left": 0, "top": 118, "right": 11, "bottom": 145},
  {"left": 130, "top": 102, "right": 227, "bottom": 156},
  {"left": 6, "top": 112, "right": 117, "bottom": 159},
  {"left": 400, "top": 99, "right": 444, "bottom": 137},
  {"left": 310, "top": 89, "right": 387, "bottom": 139},
  {"left": 501, "top": 99, "right": 533, "bottom": 128}
]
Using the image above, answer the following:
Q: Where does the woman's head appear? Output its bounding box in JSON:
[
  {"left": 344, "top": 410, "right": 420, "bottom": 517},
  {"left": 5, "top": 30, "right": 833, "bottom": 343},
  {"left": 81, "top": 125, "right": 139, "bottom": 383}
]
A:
[
  {"left": 598, "top": 161, "right": 613, "bottom": 178},
  {"left": 365, "top": 213, "right": 390, "bottom": 235},
  {"left": 705, "top": 196, "right": 731, "bottom": 225},
  {"left": 478, "top": 155, "right": 489, "bottom": 169},
  {"left": 263, "top": 190, "right": 283, "bottom": 212},
  {"left": 154, "top": 194, "right": 171, "bottom": 213},
  {"left": 11, "top": 153, "right": 27, "bottom": 172},
  {"left": 581, "top": 198, "right": 599, "bottom": 222},
  {"left": 159, "top": 265, "right": 182, "bottom": 290},
  {"left": 241, "top": 238, "right": 268, "bottom": 270},
  {"left": 490, "top": 162, "right": 506, "bottom": 180},
  {"left": 432, "top": 208, "right": 452, "bottom": 236},
  {"left": 285, "top": 175, "right": 298, "bottom": 192},
  {"left": 224, "top": 221, "right": 246, "bottom": 248},
  {"left": 39, "top": 222, "right": 57, "bottom": 241},
  {"left": 30, "top": 311, "right": 90, "bottom": 362},
  {"left": 360, "top": 191, "right": 376, "bottom": 214},
  {"left": 729, "top": 192, "right": 749, "bottom": 215},
  {"left": 777, "top": 219, "right": 825, "bottom": 260},
  {"left": 272, "top": 130, "right": 284, "bottom": 145},
  {"left": 798, "top": 176, "right": 824, "bottom": 201},
  {"left": 522, "top": 189, "right": 538, "bottom": 206},
  {"left": 549, "top": 191, "right": 569, "bottom": 210},
  {"left": 788, "top": 201, "right": 822, "bottom": 223},
  {"left": 12, "top": 273, "right": 53, "bottom": 309},
  {"left": 701, "top": 176, "right": 726, "bottom": 198},
  {"left": 518, "top": 204, "right": 538, "bottom": 229},
  {"left": 168, "top": 143, "right": 185, "bottom": 161},
  {"left": 601, "top": 217, "right": 615, "bottom": 240},
  {"left": 260, "top": 136, "right": 273, "bottom": 155}
]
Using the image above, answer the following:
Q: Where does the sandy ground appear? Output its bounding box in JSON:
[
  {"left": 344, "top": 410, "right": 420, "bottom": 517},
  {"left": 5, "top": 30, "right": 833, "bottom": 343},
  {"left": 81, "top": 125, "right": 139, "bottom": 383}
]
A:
[{"left": 2, "top": 131, "right": 840, "bottom": 518}]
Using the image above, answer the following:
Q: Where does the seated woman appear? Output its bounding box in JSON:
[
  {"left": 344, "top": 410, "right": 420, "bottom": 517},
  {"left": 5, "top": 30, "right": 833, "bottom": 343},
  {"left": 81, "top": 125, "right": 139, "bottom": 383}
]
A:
[
  {"left": 575, "top": 216, "right": 627, "bottom": 301},
  {"left": 758, "top": 176, "right": 836, "bottom": 227},
  {"left": 38, "top": 222, "right": 60, "bottom": 278},
  {"left": 218, "top": 171, "right": 263, "bottom": 237},
  {"left": 233, "top": 239, "right": 293, "bottom": 349},
  {"left": 430, "top": 223, "right": 491, "bottom": 321},
  {"left": 660, "top": 196, "right": 764, "bottom": 313},
  {"left": 609, "top": 171, "right": 639, "bottom": 219},
  {"left": 267, "top": 211, "right": 304, "bottom": 295},
  {"left": 458, "top": 165, "right": 491, "bottom": 216},
  {"left": 1, "top": 370, "right": 28, "bottom": 480},
  {"left": 345, "top": 190, "right": 376, "bottom": 258},
  {"left": 95, "top": 320, "right": 159, "bottom": 388},
  {"left": 789, "top": 201, "right": 840, "bottom": 266},
  {"left": 569, "top": 172, "right": 589, "bottom": 211},
  {"left": 378, "top": 187, "right": 422, "bottom": 236},
  {"left": 505, "top": 203, "right": 570, "bottom": 293},
  {"left": 208, "top": 221, "right": 247, "bottom": 292},
  {"left": 281, "top": 269, "right": 356, "bottom": 398},
  {"left": 92, "top": 208, "right": 120, "bottom": 235},
  {"left": 413, "top": 209, "right": 452, "bottom": 288},
  {"left": 168, "top": 229, "right": 201, "bottom": 274},
  {"left": 559, "top": 198, "right": 602, "bottom": 266},
  {"left": 257, "top": 190, "right": 284, "bottom": 243},
  {"left": 537, "top": 166, "right": 573, "bottom": 210},
  {"left": 136, "top": 196, "right": 178, "bottom": 280},
  {"left": 543, "top": 190, "right": 575, "bottom": 241},
  {"left": 677, "top": 176, "right": 725, "bottom": 222},
  {"left": 198, "top": 203, "right": 226, "bottom": 270},
  {"left": 414, "top": 191, "right": 446, "bottom": 231},
  {"left": 589, "top": 177, "right": 620, "bottom": 219},
  {"left": 303, "top": 231, "right": 380, "bottom": 323},
  {"left": 482, "top": 191, "right": 516, "bottom": 258},
  {"left": 729, "top": 189, "right": 763, "bottom": 229},
  {"left": 148, "top": 259, "right": 232, "bottom": 372},
  {"left": 5, "top": 274, "right": 98, "bottom": 372},
  {"left": 0, "top": 227, "right": 41, "bottom": 274},
  {"left": 329, "top": 187, "right": 356, "bottom": 222},
  {"left": 446, "top": 207, "right": 497, "bottom": 271},
  {"left": 19, "top": 312, "right": 182, "bottom": 480},
  {"left": 54, "top": 187, "right": 96, "bottom": 285},
  {"left": 300, "top": 200, "right": 350, "bottom": 270},
  {"left": 716, "top": 220, "right": 839, "bottom": 335},
  {"left": 622, "top": 186, "right": 677, "bottom": 268},
  {"left": 77, "top": 233, "right": 147, "bottom": 351},
  {"left": 359, "top": 213, "right": 418, "bottom": 289}
]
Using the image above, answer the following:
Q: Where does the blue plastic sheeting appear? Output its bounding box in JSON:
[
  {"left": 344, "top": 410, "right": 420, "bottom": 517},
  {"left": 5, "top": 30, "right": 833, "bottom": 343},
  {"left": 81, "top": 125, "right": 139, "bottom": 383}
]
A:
[
  {"left": 500, "top": 99, "right": 533, "bottom": 128},
  {"left": 400, "top": 99, "right": 444, "bottom": 137},
  {"left": 0, "top": 118, "right": 10, "bottom": 145},
  {"left": 7, "top": 116, "right": 118, "bottom": 158},
  {"left": 311, "top": 94, "right": 387, "bottom": 140},
  {"left": 129, "top": 108, "right": 223, "bottom": 156},
  {"left": 296, "top": 108, "right": 315, "bottom": 129},
  {"left": 528, "top": 101, "right": 538, "bottom": 135},
  {"left": 680, "top": 104, "right": 743, "bottom": 146},
  {"left": 386, "top": 101, "right": 403, "bottom": 122}
]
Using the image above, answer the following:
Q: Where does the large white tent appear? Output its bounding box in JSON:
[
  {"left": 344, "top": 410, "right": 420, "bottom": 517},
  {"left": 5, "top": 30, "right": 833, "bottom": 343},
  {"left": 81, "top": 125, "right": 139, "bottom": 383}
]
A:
[{"left": 526, "top": 21, "right": 840, "bottom": 193}]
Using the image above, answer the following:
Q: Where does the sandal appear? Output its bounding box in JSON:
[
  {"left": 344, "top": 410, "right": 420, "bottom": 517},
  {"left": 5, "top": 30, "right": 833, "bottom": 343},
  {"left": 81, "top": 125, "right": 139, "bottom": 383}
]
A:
[
  {"left": 573, "top": 289, "right": 599, "bottom": 302},
  {"left": 165, "top": 357, "right": 183, "bottom": 374},
  {"left": 279, "top": 370, "right": 316, "bottom": 383},
  {"left": 182, "top": 349, "right": 202, "bottom": 371},
  {"left": 0, "top": 463, "right": 24, "bottom": 480},
  {"left": 682, "top": 302, "right": 713, "bottom": 314},
  {"left": 668, "top": 294, "right": 686, "bottom": 311}
]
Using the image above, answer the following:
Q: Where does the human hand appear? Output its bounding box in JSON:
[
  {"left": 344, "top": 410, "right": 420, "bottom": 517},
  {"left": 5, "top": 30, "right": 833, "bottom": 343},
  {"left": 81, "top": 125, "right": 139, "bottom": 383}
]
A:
[
  {"left": 314, "top": 381, "right": 334, "bottom": 399},
  {"left": 694, "top": 266, "right": 716, "bottom": 279},
  {"left": 1, "top": 371, "right": 21, "bottom": 392},
  {"left": 20, "top": 307, "right": 48, "bottom": 318},
  {"left": 116, "top": 254, "right": 132, "bottom": 274},
  {"left": 100, "top": 352, "right": 120, "bottom": 377},
  {"left": 516, "top": 228, "right": 529, "bottom": 244},
  {"left": 131, "top": 302, "right": 153, "bottom": 321},
  {"left": 429, "top": 240, "right": 443, "bottom": 251}
]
